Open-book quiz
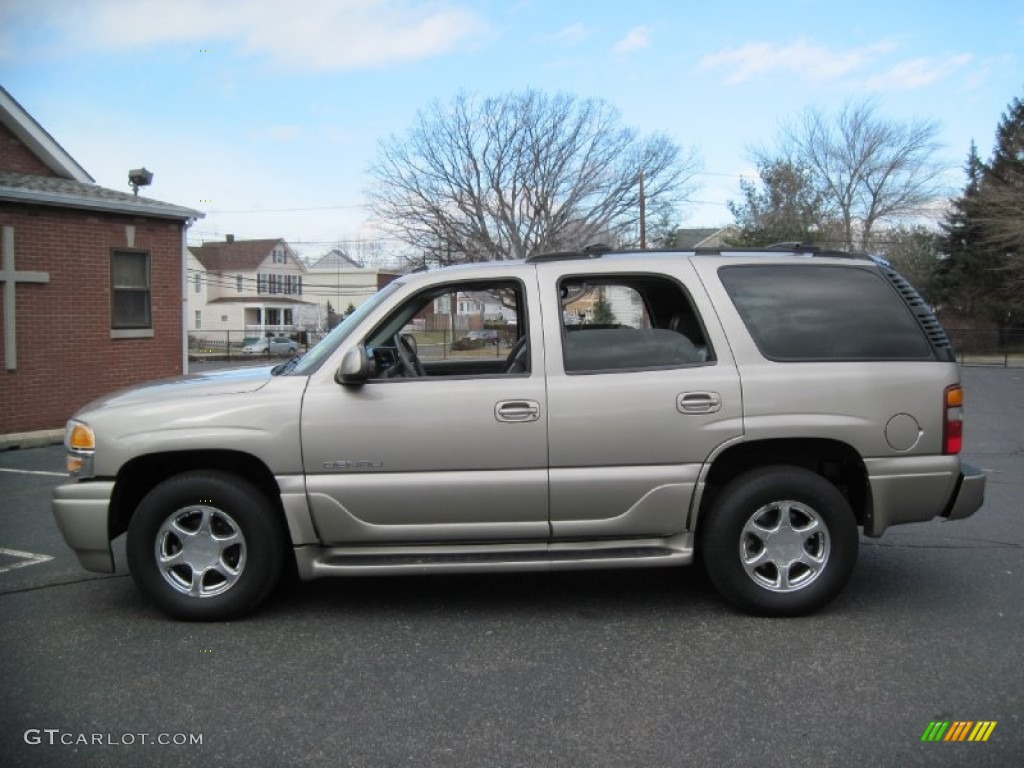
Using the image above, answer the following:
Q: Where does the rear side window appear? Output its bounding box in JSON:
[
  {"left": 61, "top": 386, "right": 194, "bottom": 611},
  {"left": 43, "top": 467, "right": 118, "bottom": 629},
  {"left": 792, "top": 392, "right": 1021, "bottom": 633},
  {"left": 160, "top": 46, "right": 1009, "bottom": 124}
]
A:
[
  {"left": 559, "top": 274, "right": 713, "bottom": 373},
  {"left": 719, "top": 265, "right": 934, "bottom": 361}
]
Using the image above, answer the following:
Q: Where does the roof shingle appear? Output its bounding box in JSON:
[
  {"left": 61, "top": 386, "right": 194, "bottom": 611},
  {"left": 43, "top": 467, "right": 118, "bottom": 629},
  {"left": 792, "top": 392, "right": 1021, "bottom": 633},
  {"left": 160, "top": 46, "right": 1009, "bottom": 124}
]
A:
[
  {"left": 190, "top": 239, "right": 287, "bottom": 272},
  {"left": 0, "top": 171, "right": 202, "bottom": 221}
]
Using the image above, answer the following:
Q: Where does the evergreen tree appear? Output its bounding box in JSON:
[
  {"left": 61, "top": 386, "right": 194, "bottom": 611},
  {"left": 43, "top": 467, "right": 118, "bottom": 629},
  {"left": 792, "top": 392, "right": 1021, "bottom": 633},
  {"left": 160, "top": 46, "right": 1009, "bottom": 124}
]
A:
[
  {"left": 727, "top": 158, "right": 835, "bottom": 247},
  {"left": 877, "top": 225, "right": 943, "bottom": 305},
  {"left": 939, "top": 92, "right": 1024, "bottom": 326},
  {"left": 591, "top": 293, "right": 617, "bottom": 325},
  {"left": 936, "top": 143, "right": 995, "bottom": 318},
  {"left": 977, "top": 93, "right": 1024, "bottom": 319}
]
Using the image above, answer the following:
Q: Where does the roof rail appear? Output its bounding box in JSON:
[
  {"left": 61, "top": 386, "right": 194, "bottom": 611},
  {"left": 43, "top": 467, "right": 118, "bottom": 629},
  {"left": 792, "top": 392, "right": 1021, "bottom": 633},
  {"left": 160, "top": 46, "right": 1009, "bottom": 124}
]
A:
[
  {"left": 526, "top": 248, "right": 607, "bottom": 263},
  {"left": 693, "top": 243, "right": 860, "bottom": 259}
]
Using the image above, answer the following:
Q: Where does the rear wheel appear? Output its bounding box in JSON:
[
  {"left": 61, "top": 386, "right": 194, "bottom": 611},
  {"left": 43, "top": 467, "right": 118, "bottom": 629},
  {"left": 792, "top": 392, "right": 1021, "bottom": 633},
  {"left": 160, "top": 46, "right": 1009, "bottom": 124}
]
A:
[
  {"left": 127, "top": 471, "right": 285, "bottom": 621},
  {"left": 700, "top": 466, "right": 858, "bottom": 616}
]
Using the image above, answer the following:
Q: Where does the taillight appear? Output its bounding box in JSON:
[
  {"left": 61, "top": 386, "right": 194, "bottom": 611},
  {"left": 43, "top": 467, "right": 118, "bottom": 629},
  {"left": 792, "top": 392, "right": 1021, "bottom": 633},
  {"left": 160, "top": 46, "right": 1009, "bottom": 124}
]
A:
[{"left": 944, "top": 385, "right": 963, "bottom": 455}]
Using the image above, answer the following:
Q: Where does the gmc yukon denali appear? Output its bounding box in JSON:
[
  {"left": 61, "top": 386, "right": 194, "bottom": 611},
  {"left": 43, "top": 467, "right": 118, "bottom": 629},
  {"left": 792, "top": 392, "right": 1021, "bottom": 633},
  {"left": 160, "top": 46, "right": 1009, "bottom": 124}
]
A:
[{"left": 52, "top": 246, "right": 986, "bottom": 620}]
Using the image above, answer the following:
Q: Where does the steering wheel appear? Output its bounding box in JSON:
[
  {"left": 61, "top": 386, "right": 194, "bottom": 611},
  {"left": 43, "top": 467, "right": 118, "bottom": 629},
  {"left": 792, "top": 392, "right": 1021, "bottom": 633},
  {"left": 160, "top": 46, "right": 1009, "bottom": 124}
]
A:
[
  {"left": 395, "top": 333, "right": 426, "bottom": 377},
  {"left": 504, "top": 334, "right": 529, "bottom": 374}
]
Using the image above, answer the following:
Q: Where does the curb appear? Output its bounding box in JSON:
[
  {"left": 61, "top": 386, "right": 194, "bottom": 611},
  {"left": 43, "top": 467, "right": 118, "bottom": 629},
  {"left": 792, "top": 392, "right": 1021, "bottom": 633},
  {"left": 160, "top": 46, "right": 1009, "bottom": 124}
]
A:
[{"left": 0, "top": 430, "right": 64, "bottom": 451}]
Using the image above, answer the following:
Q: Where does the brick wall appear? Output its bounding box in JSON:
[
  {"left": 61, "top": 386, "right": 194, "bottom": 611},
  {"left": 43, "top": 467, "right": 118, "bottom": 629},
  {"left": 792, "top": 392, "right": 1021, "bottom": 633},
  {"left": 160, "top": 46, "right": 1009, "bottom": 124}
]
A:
[
  {"left": 1, "top": 204, "right": 185, "bottom": 433},
  {"left": 0, "top": 122, "right": 59, "bottom": 177}
]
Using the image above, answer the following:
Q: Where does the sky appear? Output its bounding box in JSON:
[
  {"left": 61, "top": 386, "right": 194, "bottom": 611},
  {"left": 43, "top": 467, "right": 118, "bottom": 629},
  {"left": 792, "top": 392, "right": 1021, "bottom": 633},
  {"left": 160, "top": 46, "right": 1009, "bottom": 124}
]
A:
[{"left": 1, "top": 0, "right": 1022, "bottom": 262}]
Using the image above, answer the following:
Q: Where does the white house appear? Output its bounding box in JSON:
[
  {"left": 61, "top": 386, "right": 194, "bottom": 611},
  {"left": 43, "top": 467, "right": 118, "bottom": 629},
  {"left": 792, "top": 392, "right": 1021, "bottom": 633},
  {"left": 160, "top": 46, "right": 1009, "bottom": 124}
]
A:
[
  {"left": 303, "top": 248, "right": 398, "bottom": 327},
  {"left": 188, "top": 236, "right": 316, "bottom": 336}
]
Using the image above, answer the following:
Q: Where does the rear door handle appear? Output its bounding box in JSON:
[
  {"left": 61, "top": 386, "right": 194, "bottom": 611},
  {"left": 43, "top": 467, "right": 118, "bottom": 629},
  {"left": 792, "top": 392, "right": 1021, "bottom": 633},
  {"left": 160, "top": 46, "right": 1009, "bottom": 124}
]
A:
[
  {"left": 495, "top": 400, "right": 541, "bottom": 423},
  {"left": 677, "top": 391, "right": 722, "bottom": 414}
]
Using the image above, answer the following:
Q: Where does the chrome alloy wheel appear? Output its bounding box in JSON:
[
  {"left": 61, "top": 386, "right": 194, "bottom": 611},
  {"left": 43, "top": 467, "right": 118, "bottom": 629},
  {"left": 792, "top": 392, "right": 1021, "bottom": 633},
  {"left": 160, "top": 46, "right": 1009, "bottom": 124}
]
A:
[
  {"left": 155, "top": 505, "right": 247, "bottom": 598},
  {"left": 739, "top": 500, "right": 830, "bottom": 592}
]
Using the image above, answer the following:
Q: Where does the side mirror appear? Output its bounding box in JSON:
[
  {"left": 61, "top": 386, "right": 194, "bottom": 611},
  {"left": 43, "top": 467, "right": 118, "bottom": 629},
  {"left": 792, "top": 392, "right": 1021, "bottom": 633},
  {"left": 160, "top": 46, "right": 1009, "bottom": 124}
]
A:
[{"left": 336, "top": 346, "right": 370, "bottom": 385}]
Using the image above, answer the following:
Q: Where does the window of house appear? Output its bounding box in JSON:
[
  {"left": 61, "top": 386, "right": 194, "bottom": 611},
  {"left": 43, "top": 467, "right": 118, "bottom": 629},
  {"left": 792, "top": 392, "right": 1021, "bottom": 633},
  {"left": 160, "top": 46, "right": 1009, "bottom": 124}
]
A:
[
  {"left": 559, "top": 275, "right": 712, "bottom": 373},
  {"left": 283, "top": 309, "right": 293, "bottom": 325},
  {"left": 719, "top": 265, "right": 933, "bottom": 361},
  {"left": 195, "top": 310, "right": 202, "bottom": 329},
  {"left": 111, "top": 250, "right": 152, "bottom": 330},
  {"left": 266, "top": 308, "right": 281, "bottom": 326},
  {"left": 194, "top": 272, "right": 201, "bottom": 293},
  {"left": 236, "top": 274, "right": 243, "bottom": 292}
]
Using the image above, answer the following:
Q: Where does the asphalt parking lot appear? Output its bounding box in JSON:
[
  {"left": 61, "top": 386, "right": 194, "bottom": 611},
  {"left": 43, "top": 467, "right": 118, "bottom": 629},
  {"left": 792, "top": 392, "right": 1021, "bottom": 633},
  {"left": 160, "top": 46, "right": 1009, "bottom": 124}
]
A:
[{"left": 0, "top": 366, "right": 1021, "bottom": 768}]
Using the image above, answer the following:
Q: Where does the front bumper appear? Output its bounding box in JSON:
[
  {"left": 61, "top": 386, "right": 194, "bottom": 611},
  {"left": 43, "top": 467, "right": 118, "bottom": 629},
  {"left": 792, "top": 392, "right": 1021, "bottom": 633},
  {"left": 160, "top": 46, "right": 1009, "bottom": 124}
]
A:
[{"left": 52, "top": 481, "right": 116, "bottom": 573}]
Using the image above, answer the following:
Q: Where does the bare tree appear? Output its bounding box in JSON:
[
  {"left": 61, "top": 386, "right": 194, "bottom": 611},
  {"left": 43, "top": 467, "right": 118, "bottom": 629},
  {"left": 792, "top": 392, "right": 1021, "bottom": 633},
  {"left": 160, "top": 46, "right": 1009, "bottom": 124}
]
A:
[
  {"left": 761, "top": 100, "right": 946, "bottom": 250},
  {"left": 367, "top": 90, "right": 701, "bottom": 265}
]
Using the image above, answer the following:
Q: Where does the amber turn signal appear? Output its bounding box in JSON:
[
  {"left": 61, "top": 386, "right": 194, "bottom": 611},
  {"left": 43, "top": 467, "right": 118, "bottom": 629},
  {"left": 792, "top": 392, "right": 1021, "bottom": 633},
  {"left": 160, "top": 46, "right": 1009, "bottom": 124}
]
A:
[{"left": 67, "top": 422, "right": 95, "bottom": 451}]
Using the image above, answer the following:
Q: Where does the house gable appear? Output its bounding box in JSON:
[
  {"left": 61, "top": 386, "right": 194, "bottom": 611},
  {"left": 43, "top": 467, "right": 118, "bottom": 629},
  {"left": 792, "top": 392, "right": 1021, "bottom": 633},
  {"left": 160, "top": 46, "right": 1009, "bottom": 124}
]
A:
[
  {"left": 0, "top": 86, "right": 92, "bottom": 181},
  {"left": 0, "top": 120, "right": 58, "bottom": 177},
  {"left": 0, "top": 86, "right": 202, "bottom": 435}
]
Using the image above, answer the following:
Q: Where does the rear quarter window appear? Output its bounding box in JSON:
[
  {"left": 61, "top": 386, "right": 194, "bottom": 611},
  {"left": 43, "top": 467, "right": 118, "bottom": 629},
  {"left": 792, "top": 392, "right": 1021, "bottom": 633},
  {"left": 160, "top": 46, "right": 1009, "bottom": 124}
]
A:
[{"left": 719, "top": 264, "right": 934, "bottom": 361}]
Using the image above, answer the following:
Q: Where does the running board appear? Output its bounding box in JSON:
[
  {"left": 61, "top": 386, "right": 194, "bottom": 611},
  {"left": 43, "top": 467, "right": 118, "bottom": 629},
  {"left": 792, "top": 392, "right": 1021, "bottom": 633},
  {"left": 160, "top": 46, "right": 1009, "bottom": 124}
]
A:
[{"left": 294, "top": 534, "right": 693, "bottom": 580}]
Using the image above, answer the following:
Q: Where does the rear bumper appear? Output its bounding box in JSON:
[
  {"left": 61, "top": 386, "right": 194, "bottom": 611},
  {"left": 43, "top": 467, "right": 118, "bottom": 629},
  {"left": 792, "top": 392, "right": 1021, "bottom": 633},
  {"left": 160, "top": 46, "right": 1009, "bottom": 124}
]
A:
[
  {"left": 52, "top": 481, "right": 116, "bottom": 573},
  {"left": 864, "top": 456, "right": 985, "bottom": 537},
  {"left": 942, "top": 463, "right": 986, "bottom": 521}
]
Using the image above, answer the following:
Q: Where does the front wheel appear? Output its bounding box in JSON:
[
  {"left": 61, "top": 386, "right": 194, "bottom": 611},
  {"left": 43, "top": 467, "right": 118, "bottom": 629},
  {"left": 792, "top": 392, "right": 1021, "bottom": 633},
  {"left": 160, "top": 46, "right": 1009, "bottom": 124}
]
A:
[
  {"left": 127, "top": 471, "right": 286, "bottom": 621},
  {"left": 699, "top": 466, "right": 858, "bottom": 617}
]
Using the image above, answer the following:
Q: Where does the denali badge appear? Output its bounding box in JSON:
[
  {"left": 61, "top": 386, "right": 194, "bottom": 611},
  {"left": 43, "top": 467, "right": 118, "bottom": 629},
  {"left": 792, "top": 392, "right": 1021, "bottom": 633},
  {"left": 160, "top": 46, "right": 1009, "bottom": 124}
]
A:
[{"left": 323, "top": 460, "right": 384, "bottom": 470}]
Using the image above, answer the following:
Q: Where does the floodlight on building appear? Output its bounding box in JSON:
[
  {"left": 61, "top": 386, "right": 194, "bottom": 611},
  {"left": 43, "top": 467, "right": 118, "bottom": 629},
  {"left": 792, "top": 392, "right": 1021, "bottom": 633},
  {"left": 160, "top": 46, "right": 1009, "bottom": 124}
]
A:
[{"left": 128, "top": 168, "right": 153, "bottom": 196}]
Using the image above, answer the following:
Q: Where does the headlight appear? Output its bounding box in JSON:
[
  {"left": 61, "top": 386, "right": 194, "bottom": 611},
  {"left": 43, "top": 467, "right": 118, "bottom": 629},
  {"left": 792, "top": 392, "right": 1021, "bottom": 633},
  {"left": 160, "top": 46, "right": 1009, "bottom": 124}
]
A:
[{"left": 64, "top": 420, "right": 96, "bottom": 478}]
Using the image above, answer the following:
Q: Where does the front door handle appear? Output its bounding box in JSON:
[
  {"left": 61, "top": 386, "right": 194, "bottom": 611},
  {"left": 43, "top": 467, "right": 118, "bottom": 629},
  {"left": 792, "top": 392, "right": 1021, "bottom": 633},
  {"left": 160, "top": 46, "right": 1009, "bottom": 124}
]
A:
[
  {"left": 495, "top": 400, "right": 541, "bottom": 423},
  {"left": 677, "top": 391, "right": 722, "bottom": 414}
]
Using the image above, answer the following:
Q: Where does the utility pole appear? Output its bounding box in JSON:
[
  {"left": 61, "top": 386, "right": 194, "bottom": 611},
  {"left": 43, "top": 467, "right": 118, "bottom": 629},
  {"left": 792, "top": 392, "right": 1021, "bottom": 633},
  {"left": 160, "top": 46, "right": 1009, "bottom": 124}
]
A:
[{"left": 639, "top": 170, "right": 646, "bottom": 249}]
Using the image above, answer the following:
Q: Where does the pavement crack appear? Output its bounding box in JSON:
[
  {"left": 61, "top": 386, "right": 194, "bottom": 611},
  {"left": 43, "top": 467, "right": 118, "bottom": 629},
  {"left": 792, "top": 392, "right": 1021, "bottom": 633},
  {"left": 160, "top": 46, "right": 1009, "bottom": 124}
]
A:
[{"left": 0, "top": 573, "right": 130, "bottom": 597}]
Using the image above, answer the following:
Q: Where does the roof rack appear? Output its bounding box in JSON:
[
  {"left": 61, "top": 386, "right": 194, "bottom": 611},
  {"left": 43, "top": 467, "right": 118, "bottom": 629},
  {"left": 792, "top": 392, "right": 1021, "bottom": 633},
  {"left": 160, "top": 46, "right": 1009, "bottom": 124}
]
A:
[
  {"left": 525, "top": 241, "right": 615, "bottom": 263},
  {"left": 524, "top": 250, "right": 597, "bottom": 264},
  {"left": 693, "top": 243, "right": 860, "bottom": 259},
  {"left": 527, "top": 242, "right": 861, "bottom": 263}
]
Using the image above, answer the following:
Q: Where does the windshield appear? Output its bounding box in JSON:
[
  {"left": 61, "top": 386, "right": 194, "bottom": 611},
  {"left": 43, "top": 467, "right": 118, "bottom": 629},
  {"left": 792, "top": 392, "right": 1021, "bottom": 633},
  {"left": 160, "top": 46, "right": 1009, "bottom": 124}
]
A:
[{"left": 289, "top": 281, "right": 403, "bottom": 375}]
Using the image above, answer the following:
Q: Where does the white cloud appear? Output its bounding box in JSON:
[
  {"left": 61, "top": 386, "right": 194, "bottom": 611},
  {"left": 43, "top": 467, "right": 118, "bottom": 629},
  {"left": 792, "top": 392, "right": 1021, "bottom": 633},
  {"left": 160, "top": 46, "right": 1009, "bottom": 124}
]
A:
[
  {"left": 612, "top": 26, "right": 651, "bottom": 55},
  {"left": 860, "top": 54, "right": 973, "bottom": 91},
  {"left": 254, "top": 125, "right": 303, "bottom": 142},
  {"left": 699, "top": 40, "right": 894, "bottom": 85},
  {"left": 29, "top": 0, "right": 490, "bottom": 71},
  {"left": 544, "top": 22, "right": 591, "bottom": 46}
]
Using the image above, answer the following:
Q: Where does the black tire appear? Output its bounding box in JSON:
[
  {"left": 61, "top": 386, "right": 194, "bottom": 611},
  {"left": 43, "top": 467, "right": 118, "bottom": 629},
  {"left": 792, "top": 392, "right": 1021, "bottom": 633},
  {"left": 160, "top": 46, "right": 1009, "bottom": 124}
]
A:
[
  {"left": 699, "top": 466, "right": 858, "bottom": 617},
  {"left": 127, "top": 471, "right": 286, "bottom": 621}
]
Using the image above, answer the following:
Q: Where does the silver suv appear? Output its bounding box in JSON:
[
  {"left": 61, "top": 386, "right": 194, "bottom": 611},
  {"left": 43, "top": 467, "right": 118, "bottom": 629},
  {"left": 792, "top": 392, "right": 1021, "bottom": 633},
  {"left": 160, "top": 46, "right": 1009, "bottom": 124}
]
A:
[{"left": 53, "top": 246, "right": 986, "bottom": 620}]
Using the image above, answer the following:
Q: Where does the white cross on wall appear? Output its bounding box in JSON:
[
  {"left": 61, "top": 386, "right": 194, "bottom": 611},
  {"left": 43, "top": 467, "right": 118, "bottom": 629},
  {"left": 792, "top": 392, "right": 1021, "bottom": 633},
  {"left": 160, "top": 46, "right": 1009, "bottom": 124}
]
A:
[{"left": 2, "top": 225, "right": 51, "bottom": 371}]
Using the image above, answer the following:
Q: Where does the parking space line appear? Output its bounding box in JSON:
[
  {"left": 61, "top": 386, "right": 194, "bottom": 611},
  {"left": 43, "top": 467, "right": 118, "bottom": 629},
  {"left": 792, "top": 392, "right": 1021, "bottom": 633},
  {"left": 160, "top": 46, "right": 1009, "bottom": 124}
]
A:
[
  {"left": 0, "top": 467, "right": 66, "bottom": 477},
  {"left": 0, "top": 547, "right": 54, "bottom": 573}
]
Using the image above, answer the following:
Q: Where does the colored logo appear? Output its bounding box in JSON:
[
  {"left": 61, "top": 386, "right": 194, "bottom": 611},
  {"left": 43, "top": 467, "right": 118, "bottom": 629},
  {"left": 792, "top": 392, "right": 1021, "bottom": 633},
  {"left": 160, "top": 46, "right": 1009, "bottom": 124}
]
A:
[{"left": 921, "top": 721, "right": 997, "bottom": 742}]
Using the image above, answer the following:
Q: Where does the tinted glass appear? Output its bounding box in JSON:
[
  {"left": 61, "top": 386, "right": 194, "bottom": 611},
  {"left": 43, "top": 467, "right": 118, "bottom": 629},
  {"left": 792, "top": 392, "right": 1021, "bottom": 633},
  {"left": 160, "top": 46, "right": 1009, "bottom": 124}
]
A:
[{"left": 719, "top": 265, "right": 933, "bottom": 361}]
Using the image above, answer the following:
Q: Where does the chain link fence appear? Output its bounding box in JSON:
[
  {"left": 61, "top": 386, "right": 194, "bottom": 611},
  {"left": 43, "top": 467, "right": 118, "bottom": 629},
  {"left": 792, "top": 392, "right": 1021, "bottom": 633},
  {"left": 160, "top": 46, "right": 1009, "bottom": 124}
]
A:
[{"left": 187, "top": 330, "right": 323, "bottom": 362}]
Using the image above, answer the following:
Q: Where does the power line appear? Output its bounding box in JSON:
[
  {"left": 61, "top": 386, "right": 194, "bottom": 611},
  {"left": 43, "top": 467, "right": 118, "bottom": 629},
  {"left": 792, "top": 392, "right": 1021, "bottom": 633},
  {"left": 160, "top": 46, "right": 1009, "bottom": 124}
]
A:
[{"left": 202, "top": 203, "right": 371, "bottom": 214}]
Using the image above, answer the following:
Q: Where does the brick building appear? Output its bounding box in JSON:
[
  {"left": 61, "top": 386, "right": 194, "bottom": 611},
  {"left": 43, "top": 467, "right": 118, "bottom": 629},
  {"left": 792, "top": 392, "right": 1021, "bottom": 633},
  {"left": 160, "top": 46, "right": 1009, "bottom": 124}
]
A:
[{"left": 0, "top": 87, "right": 202, "bottom": 435}]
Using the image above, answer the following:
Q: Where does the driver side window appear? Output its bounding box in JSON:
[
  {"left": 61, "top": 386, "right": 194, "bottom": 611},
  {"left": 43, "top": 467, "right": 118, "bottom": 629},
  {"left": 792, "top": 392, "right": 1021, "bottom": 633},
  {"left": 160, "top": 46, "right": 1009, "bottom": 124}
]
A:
[{"left": 364, "top": 280, "right": 528, "bottom": 379}]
